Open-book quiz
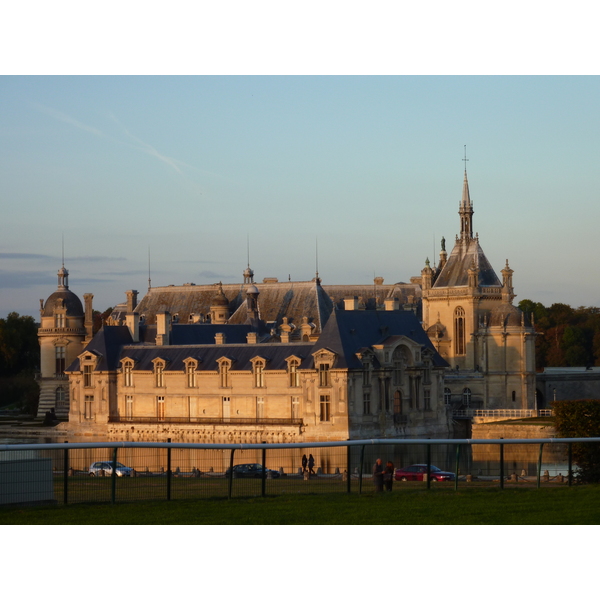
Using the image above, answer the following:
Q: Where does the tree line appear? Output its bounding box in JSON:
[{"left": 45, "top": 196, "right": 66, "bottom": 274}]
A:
[
  {"left": 518, "top": 300, "right": 600, "bottom": 369},
  {"left": 0, "top": 308, "right": 112, "bottom": 413}
]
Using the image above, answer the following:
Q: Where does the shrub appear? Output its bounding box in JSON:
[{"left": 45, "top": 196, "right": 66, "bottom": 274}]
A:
[{"left": 553, "top": 399, "right": 600, "bottom": 483}]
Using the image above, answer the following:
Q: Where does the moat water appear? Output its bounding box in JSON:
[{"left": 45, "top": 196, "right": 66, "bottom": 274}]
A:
[{"left": 0, "top": 432, "right": 571, "bottom": 477}]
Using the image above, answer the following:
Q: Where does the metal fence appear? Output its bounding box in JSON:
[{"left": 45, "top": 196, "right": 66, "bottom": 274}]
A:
[{"left": 0, "top": 437, "right": 598, "bottom": 507}]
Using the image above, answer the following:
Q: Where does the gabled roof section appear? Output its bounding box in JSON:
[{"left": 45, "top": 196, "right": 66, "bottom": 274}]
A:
[
  {"left": 312, "top": 310, "right": 447, "bottom": 370},
  {"left": 65, "top": 325, "right": 133, "bottom": 372}
]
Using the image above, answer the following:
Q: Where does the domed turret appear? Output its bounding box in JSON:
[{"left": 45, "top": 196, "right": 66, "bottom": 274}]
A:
[
  {"left": 210, "top": 282, "right": 229, "bottom": 324},
  {"left": 37, "top": 265, "right": 89, "bottom": 422}
]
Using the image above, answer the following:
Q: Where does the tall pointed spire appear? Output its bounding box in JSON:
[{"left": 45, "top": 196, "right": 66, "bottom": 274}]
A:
[
  {"left": 459, "top": 145, "right": 474, "bottom": 241},
  {"left": 57, "top": 235, "right": 69, "bottom": 289},
  {"left": 243, "top": 234, "right": 254, "bottom": 284}
]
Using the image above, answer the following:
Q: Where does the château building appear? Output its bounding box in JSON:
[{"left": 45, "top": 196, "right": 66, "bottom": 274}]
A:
[{"left": 38, "top": 166, "right": 537, "bottom": 439}]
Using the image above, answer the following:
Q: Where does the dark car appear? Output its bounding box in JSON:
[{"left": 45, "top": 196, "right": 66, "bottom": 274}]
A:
[
  {"left": 225, "top": 463, "right": 280, "bottom": 478},
  {"left": 395, "top": 464, "right": 455, "bottom": 482}
]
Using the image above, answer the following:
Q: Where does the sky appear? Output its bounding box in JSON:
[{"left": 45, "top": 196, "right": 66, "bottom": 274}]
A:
[{"left": 3, "top": 75, "right": 600, "bottom": 319}]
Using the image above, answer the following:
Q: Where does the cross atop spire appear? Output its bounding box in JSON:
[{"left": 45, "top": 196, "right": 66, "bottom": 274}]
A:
[{"left": 459, "top": 146, "right": 474, "bottom": 241}]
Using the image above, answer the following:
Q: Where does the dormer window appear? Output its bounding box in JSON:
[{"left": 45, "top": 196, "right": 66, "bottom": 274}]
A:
[
  {"left": 123, "top": 361, "right": 134, "bottom": 387},
  {"left": 83, "top": 363, "right": 93, "bottom": 387},
  {"left": 185, "top": 361, "right": 197, "bottom": 388},
  {"left": 287, "top": 358, "right": 300, "bottom": 387},
  {"left": 153, "top": 360, "right": 166, "bottom": 388},
  {"left": 362, "top": 362, "right": 370, "bottom": 387},
  {"left": 253, "top": 359, "right": 265, "bottom": 388}
]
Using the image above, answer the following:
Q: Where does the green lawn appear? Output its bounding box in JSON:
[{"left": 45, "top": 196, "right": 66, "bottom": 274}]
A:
[{"left": 2, "top": 484, "right": 599, "bottom": 525}]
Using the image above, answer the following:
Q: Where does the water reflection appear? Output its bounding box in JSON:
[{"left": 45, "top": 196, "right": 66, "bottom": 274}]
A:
[{"left": 0, "top": 435, "right": 571, "bottom": 477}]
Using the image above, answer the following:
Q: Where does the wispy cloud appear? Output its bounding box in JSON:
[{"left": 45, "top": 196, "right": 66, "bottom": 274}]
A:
[
  {"left": 0, "top": 252, "right": 53, "bottom": 260},
  {"left": 0, "top": 271, "right": 56, "bottom": 288},
  {"left": 198, "top": 270, "right": 236, "bottom": 280},
  {"left": 30, "top": 102, "right": 184, "bottom": 174},
  {"left": 108, "top": 112, "right": 182, "bottom": 174},
  {"left": 30, "top": 102, "right": 105, "bottom": 138},
  {"left": 69, "top": 256, "right": 127, "bottom": 263}
]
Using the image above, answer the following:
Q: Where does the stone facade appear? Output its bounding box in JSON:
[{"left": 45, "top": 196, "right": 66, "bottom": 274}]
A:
[
  {"left": 65, "top": 308, "right": 452, "bottom": 442},
  {"left": 421, "top": 170, "right": 536, "bottom": 412}
]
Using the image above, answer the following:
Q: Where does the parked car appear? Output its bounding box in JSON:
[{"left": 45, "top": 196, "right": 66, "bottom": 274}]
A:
[
  {"left": 395, "top": 464, "right": 455, "bottom": 482},
  {"left": 225, "top": 463, "right": 280, "bottom": 478},
  {"left": 89, "top": 461, "right": 133, "bottom": 477}
]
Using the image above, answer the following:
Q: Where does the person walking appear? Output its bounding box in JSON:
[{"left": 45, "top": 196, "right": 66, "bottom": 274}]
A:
[
  {"left": 308, "top": 454, "right": 315, "bottom": 475},
  {"left": 383, "top": 460, "right": 394, "bottom": 492},
  {"left": 373, "top": 458, "right": 384, "bottom": 492},
  {"left": 301, "top": 454, "right": 308, "bottom": 473}
]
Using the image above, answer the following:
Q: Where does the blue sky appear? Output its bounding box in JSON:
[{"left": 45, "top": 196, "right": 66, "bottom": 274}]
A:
[{"left": 2, "top": 75, "right": 600, "bottom": 318}]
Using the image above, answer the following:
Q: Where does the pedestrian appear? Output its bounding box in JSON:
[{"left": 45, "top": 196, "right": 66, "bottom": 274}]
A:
[
  {"left": 383, "top": 460, "right": 394, "bottom": 492},
  {"left": 302, "top": 454, "right": 308, "bottom": 473},
  {"left": 308, "top": 454, "right": 315, "bottom": 475},
  {"left": 373, "top": 458, "right": 384, "bottom": 492}
]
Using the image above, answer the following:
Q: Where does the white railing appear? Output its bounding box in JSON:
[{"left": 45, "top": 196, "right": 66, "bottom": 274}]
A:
[{"left": 453, "top": 409, "right": 553, "bottom": 418}]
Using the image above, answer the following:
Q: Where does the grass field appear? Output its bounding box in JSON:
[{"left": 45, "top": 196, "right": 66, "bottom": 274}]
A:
[{"left": 2, "top": 484, "right": 600, "bottom": 525}]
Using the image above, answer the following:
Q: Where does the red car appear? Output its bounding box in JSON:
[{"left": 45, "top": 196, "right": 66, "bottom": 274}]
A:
[{"left": 395, "top": 464, "right": 455, "bottom": 482}]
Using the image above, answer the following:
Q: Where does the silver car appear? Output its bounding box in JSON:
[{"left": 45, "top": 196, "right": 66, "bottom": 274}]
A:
[{"left": 89, "top": 461, "right": 133, "bottom": 477}]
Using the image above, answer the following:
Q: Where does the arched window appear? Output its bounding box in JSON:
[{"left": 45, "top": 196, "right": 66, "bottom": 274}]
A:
[
  {"left": 154, "top": 362, "right": 165, "bottom": 388},
  {"left": 444, "top": 387, "right": 452, "bottom": 405},
  {"left": 123, "top": 361, "right": 133, "bottom": 387},
  {"left": 219, "top": 360, "right": 230, "bottom": 388},
  {"left": 462, "top": 387, "right": 472, "bottom": 406},
  {"left": 288, "top": 359, "right": 300, "bottom": 387},
  {"left": 253, "top": 360, "right": 265, "bottom": 388},
  {"left": 186, "top": 362, "right": 196, "bottom": 388},
  {"left": 454, "top": 307, "right": 466, "bottom": 355}
]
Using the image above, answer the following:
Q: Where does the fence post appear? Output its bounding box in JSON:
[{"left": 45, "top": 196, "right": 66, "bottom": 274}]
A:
[
  {"left": 568, "top": 442, "right": 573, "bottom": 487},
  {"left": 111, "top": 446, "right": 118, "bottom": 505},
  {"left": 228, "top": 448, "right": 236, "bottom": 500},
  {"left": 426, "top": 442, "right": 431, "bottom": 490},
  {"left": 167, "top": 438, "right": 172, "bottom": 501},
  {"left": 537, "top": 443, "right": 544, "bottom": 489},
  {"left": 358, "top": 445, "right": 365, "bottom": 494},
  {"left": 346, "top": 441, "right": 351, "bottom": 494},
  {"left": 63, "top": 441, "right": 69, "bottom": 505},
  {"left": 261, "top": 441, "right": 266, "bottom": 498},
  {"left": 454, "top": 443, "right": 460, "bottom": 492},
  {"left": 499, "top": 439, "right": 504, "bottom": 489}
]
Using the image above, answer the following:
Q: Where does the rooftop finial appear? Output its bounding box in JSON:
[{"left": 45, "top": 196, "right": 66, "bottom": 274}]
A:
[
  {"left": 463, "top": 144, "right": 469, "bottom": 173},
  {"left": 315, "top": 237, "right": 321, "bottom": 285},
  {"left": 148, "top": 246, "right": 152, "bottom": 292}
]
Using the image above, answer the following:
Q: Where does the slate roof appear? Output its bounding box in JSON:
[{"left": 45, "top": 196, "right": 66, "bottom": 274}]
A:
[
  {"left": 66, "top": 325, "right": 133, "bottom": 372},
  {"left": 312, "top": 309, "right": 448, "bottom": 370},
  {"left": 42, "top": 289, "right": 84, "bottom": 317},
  {"left": 433, "top": 238, "right": 501, "bottom": 288},
  {"left": 66, "top": 308, "right": 447, "bottom": 375},
  {"left": 130, "top": 279, "right": 423, "bottom": 336},
  {"left": 133, "top": 280, "right": 334, "bottom": 333}
]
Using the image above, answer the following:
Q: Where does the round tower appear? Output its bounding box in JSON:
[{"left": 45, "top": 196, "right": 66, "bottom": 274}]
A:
[{"left": 37, "top": 266, "right": 87, "bottom": 421}]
